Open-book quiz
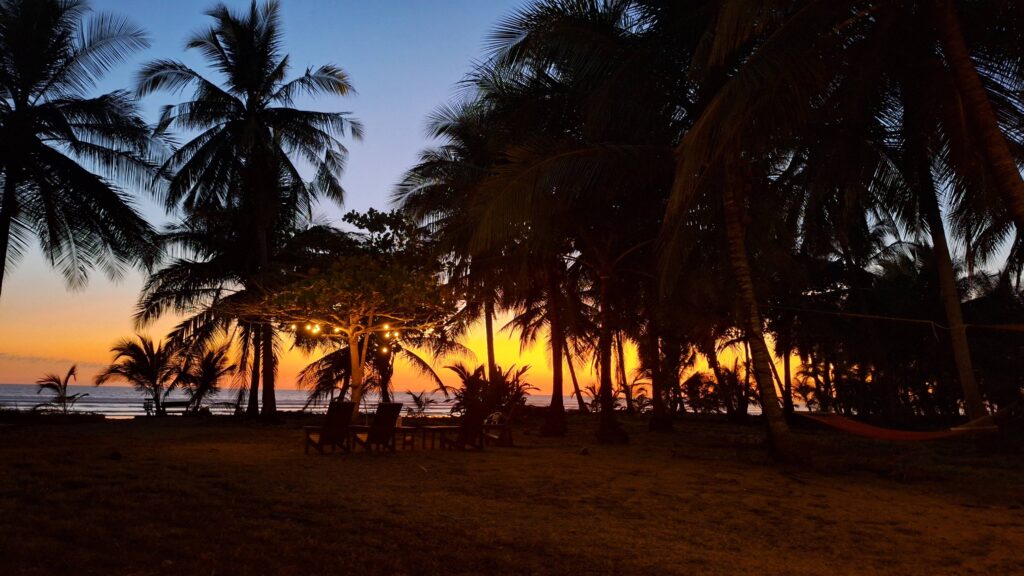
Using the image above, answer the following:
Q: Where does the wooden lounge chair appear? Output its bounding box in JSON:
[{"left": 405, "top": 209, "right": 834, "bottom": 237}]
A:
[
  {"left": 351, "top": 402, "right": 404, "bottom": 452},
  {"left": 304, "top": 400, "right": 356, "bottom": 454}
]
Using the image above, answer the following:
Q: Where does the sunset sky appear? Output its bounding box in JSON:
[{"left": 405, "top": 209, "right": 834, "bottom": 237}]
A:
[{"left": 0, "top": 0, "right": 601, "bottom": 392}]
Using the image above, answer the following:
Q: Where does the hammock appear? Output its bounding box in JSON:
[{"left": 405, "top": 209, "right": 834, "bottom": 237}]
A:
[{"left": 798, "top": 412, "right": 999, "bottom": 441}]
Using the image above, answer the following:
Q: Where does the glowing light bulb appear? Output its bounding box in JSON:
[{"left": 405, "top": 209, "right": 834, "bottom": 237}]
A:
[
  {"left": 290, "top": 324, "right": 296, "bottom": 330},
  {"left": 380, "top": 346, "right": 389, "bottom": 353},
  {"left": 383, "top": 324, "right": 390, "bottom": 330},
  {"left": 305, "top": 324, "right": 312, "bottom": 331}
]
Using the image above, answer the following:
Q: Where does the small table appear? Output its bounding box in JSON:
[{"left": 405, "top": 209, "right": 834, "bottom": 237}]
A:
[
  {"left": 396, "top": 425, "right": 417, "bottom": 450},
  {"left": 420, "top": 425, "right": 459, "bottom": 449},
  {"left": 348, "top": 424, "right": 419, "bottom": 451}
]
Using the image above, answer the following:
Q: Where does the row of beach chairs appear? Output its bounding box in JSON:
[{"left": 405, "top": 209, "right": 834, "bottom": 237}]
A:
[{"left": 304, "top": 400, "right": 512, "bottom": 455}]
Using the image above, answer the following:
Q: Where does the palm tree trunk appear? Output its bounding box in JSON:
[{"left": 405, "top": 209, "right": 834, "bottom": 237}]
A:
[
  {"left": 705, "top": 345, "right": 727, "bottom": 396},
  {"left": 723, "top": 183, "right": 791, "bottom": 452},
  {"left": 779, "top": 321, "right": 794, "bottom": 415},
  {"left": 565, "top": 341, "right": 589, "bottom": 413},
  {"left": 782, "top": 346, "right": 793, "bottom": 415},
  {"left": 246, "top": 324, "right": 262, "bottom": 417},
  {"left": 615, "top": 332, "right": 634, "bottom": 414},
  {"left": 0, "top": 173, "right": 19, "bottom": 300},
  {"left": 260, "top": 325, "right": 276, "bottom": 417},
  {"left": 661, "top": 335, "right": 684, "bottom": 414},
  {"left": 255, "top": 219, "right": 277, "bottom": 419},
  {"left": 738, "top": 338, "right": 751, "bottom": 418},
  {"left": 918, "top": 156, "right": 987, "bottom": 419},
  {"left": 483, "top": 296, "right": 498, "bottom": 383},
  {"left": 935, "top": 0, "right": 1024, "bottom": 231},
  {"left": 647, "top": 321, "right": 671, "bottom": 431},
  {"left": 541, "top": 270, "right": 567, "bottom": 436},
  {"left": 597, "top": 275, "right": 627, "bottom": 443}
]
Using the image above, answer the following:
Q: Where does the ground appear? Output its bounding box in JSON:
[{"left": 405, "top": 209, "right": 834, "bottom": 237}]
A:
[{"left": 0, "top": 413, "right": 1021, "bottom": 575}]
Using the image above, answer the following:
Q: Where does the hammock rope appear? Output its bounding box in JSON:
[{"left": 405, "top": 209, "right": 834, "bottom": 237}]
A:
[{"left": 766, "top": 304, "right": 1024, "bottom": 334}]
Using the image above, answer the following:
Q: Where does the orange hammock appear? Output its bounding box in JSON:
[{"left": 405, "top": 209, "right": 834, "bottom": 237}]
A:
[{"left": 798, "top": 412, "right": 999, "bottom": 441}]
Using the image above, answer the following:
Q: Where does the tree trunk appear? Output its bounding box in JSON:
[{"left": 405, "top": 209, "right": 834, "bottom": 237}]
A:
[
  {"left": 246, "top": 324, "right": 262, "bottom": 417},
  {"left": 738, "top": 338, "right": 751, "bottom": 419},
  {"left": 779, "top": 324, "right": 794, "bottom": 415},
  {"left": 935, "top": 0, "right": 1024, "bottom": 231},
  {"left": 0, "top": 172, "right": 19, "bottom": 300},
  {"left": 917, "top": 153, "right": 987, "bottom": 419},
  {"left": 565, "top": 341, "right": 589, "bottom": 413},
  {"left": 661, "top": 335, "right": 684, "bottom": 415},
  {"left": 782, "top": 348, "right": 793, "bottom": 414},
  {"left": 723, "top": 183, "right": 791, "bottom": 453},
  {"left": 647, "top": 319, "right": 672, "bottom": 431},
  {"left": 348, "top": 332, "right": 366, "bottom": 417},
  {"left": 260, "top": 325, "right": 276, "bottom": 418},
  {"left": 597, "top": 275, "right": 627, "bottom": 443},
  {"left": 703, "top": 341, "right": 728, "bottom": 405},
  {"left": 541, "top": 270, "right": 567, "bottom": 436},
  {"left": 483, "top": 296, "right": 498, "bottom": 383},
  {"left": 254, "top": 216, "right": 277, "bottom": 419},
  {"left": 616, "top": 332, "right": 634, "bottom": 414}
]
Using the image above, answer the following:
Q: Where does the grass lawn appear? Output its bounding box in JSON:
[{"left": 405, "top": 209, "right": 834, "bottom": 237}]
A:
[{"left": 0, "top": 413, "right": 1021, "bottom": 575}]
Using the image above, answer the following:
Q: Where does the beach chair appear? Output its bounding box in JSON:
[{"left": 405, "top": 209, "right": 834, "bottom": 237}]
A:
[
  {"left": 351, "top": 403, "right": 404, "bottom": 452},
  {"left": 304, "top": 400, "right": 356, "bottom": 454}
]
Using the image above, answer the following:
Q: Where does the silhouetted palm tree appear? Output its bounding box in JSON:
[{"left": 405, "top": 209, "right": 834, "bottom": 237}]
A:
[
  {"left": 176, "top": 342, "right": 235, "bottom": 412},
  {"left": 36, "top": 365, "right": 87, "bottom": 414},
  {"left": 95, "top": 335, "right": 178, "bottom": 415},
  {"left": 0, "top": 0, "right": 159, "bottom": 299},
  {"left": 135, "top": 0, "right": 361, "bottom": 417}
]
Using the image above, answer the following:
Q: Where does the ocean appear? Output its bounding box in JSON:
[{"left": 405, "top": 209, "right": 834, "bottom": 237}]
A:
[{"left": 0, "top": 383, "right": 577, "bottom": 418}]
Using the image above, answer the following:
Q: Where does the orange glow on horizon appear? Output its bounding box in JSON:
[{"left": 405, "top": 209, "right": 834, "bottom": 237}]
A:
[{"left": 0, "top": 261, "right": 795, "bottom": 401}]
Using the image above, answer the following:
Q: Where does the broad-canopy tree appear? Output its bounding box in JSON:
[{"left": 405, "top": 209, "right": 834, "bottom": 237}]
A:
[{"left": 231, "top": 210, "right": 456, "bottom": 414}]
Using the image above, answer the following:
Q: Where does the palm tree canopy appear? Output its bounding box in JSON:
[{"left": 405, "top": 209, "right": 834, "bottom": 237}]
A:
[
  {"left": 0, "top": 0, "right": 159, "bottom": 292},
  {"left": 95, "top": 335, "right": 179, "bottom": 398},
  {"left": 135, "top": 0, "right": 363, "bottom": 215},
  {"left": 36, "top": 364, "right": 77, "bottom": 395}
]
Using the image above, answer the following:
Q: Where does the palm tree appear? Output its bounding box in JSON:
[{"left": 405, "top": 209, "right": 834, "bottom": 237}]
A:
[
  {"left": 135, "top": 0, "right": 361, "bottom": 417},
  {"left": 395, "top": 99, "right": 510, "bottom": 387},
  {"left": 36, "top": 365, "right": 87, "bottom": 414},
  {"left": 0, "top": 0, "right": 159, "bottom": 299},
  {"left": 465, "top": 0, "right": 687, "bottom": 443},
  {"left": 176, "top": 343, "right": 235, "bottom": 412},
  {"left": 933, "top": 0, "right": 1024, "bottom": 231},
  {"left": 135, "top": 206, "right": 264, "bottom": 416},
  {"left": 95, "top": 335, "right": 178, "bottom": 415}
]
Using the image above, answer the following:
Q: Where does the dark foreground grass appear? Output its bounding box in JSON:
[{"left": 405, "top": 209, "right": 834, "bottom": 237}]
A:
[{"left": 0, "top": 414, "right": 1021, "bottom": 575}]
